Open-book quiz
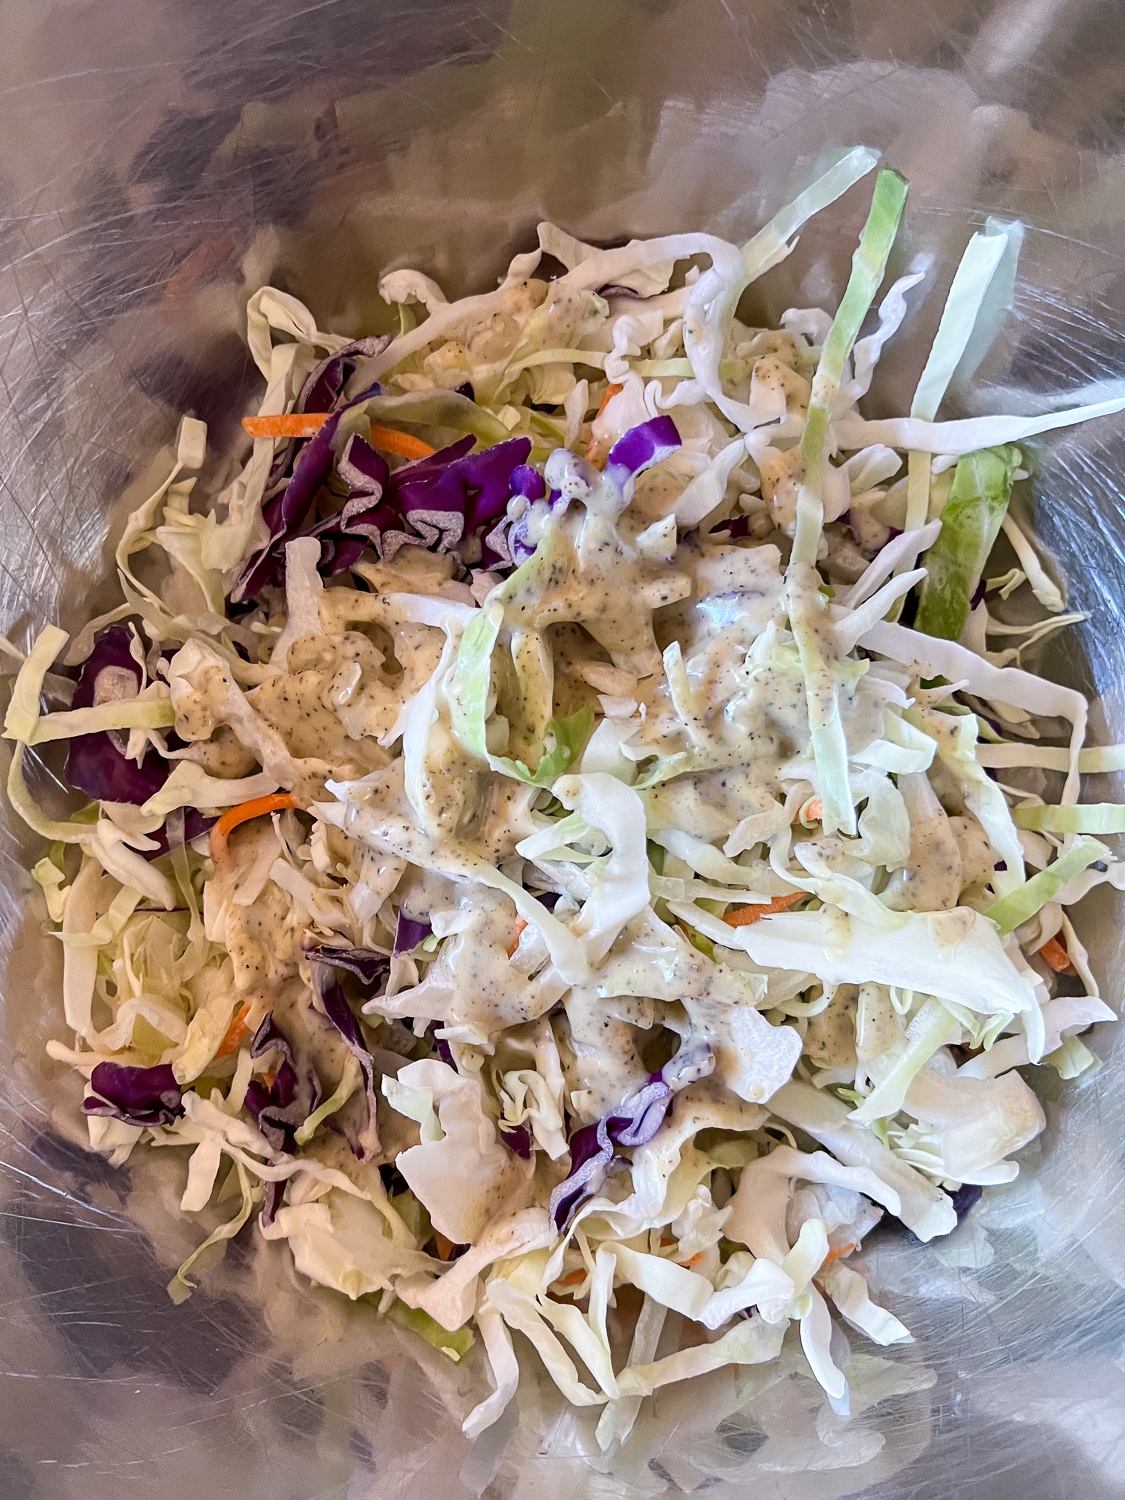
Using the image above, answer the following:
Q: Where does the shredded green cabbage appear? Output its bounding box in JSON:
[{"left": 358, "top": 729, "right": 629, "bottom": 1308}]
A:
[
  {"left": 11, "top": 150, "right": 1121, "bottom": 1439},
  {"left": 986, "top": 837, "right": 1111, "bottom": 935},
  {"left": 1013, "top": 803, "right": 1125, "bottom": 834},
  {"left": 915, "top": 446, "right": 1020, "bottom": 640},
  {"left": 786, "top": 167, "right": 907, "bottom": 836}
]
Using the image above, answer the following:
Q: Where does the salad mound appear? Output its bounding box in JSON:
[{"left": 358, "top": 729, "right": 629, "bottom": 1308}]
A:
[{"left": 9, "top": 145, "right": 1125, "bottom": 1445}]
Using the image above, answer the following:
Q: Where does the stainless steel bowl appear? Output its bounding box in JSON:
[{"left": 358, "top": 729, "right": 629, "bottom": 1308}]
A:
[{"left": 3, "top": 2, "right": 1125, "bottom": 1495}]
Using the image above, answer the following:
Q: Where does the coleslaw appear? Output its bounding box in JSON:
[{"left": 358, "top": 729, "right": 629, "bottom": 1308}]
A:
[{"left": 8, "top": 145, "right": 1123, "bottom": 1444}]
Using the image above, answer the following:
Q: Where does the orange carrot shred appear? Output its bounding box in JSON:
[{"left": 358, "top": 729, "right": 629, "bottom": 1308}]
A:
[
  {"left": 822, "top": 1243, "right": 856, "bottom": 1266},
  {"left": 584, "top": 382, "right": 624, "bottom": 469},
  {"left": 243, "top": 413, "right": 328, "bottom": 439},
  {"left": 678, "top": 1251, "right": 705, "bottom": 1269},
  {"left": 1039, "top": 935, "right": 1076, "bottom": 975},
  {"left": 242, "top": 413, "right": 437, "bottom": 463},
  {"left": 724, "top": 891, "right": 804, "bottom": 928},
  {"left": 507, "top": 917, "right": 528, "bottom": 958},
  {"left": 594, "top": 382, "right": 624, "bottom": 421},
  {"left": 793, "top": 797, "right": 822, "bottom": 825},
  {"left": 211, "top": 792, "right": 299, "bottom": 861},
  {"left": 368, "top": 424, "right": 435, "bottom": 461},
  {"left": 215, "top": 1001, "right": 252, "bottom": 1058},
  {"left": 557, "top": 1268, "right": 588, "bottom": 1287},
  {"left": 434, "top": 1232, "right": 456, "bottom": 1261}
]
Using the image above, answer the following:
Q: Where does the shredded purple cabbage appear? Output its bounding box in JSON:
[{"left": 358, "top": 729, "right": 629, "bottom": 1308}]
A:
[
  {"left": 500, "top": 1122, "right": 533, "bottom": 1160},
  {"left": 307, "top": 950, "right": 390, "bottom": 1161},
  {"left": 336, "top": 432, "right": 391, "bottom": 497},
  {"left": 260, "top": 336, "right": 389, "bottom": 491},
  {"left": 492, "top": 417, "right": 682, "bottom": 567},
  {"left": 500, "top": 487, "right": 567, "bottom": 567},
  {"left": 509, "top": 464, "right": 546, "bottom": 501},
  {"left": 65, "top": 625, "right": 170, "bottom": 805},
  {"left": 305, "top": 945, "right": 389, "bottom": 990},
  {"left": 425, "top": 1023, "right": 455, "bottom": 1069},
  {"left": 393, "top": 911, "right": 432, "bottom": 955},
  {"left": 241, "top": 415, "right": 681, "bottom": 602},
  {"left": 549, "top": 1120, "right": 614, "bottom": 1229},
  {"left": 299, "top": 335, "right": 390, "bottom": 416},
  {"left": 243, "top": 1015, "right": 307, "bottom": 1227},
  {"left": 239, "top": 412, "right": 535, "bottom": 599},
  {"left": 355, "top": 435, "right": 531, "bottom": 564},
  {"left": 950, "top": 1183, "right": 984, "bottom": 1222},
  {"left": 82, "top": 1061, "right": 183, "bottom": 1128},
  {"left": 260, "top": 1181, "right": 285, "bottom": 1228},
  {"left": 603, "top": 415, "right": 681, "bottom": 492},
  {"left": 548, "top": 1041, "right": 714, "bottom": 1229},
  {"left": 317, "top": 979, "right": 380, "bottom": 1161},
  {"left": 238, "top": 411, "right": 344, "bottom": 598},
  {"left": 244, "top": 1015, "right": 303, "bottom": 1154}
]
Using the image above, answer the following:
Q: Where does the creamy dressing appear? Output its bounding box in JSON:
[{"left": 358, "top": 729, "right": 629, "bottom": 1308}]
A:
[
  {"left": 884, "top": 772, "right": 963, "bottom": 912},
  {"left": 33, "top": 187, "right": 1112, "bottom": 1428},
  {"left": 804, "top": 985, "right": 859, "bottom": 1067}
]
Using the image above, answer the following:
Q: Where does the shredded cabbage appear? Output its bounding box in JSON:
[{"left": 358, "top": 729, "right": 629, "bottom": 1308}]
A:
[
  {"left": 11, "top": 150, "right": 1120, "bottom": 1437},
  {"left": 1012, "top": 803, "right": 1125, "bottom": 834},
  {"left": 914, "top": 446, "right": 1020, "bottom": 640},
  {"left": 786, "top": 167, "right": 908, "bottom": 837},
  {"left": 985, "top": 837, "right": 1111, "bottom": 935}
]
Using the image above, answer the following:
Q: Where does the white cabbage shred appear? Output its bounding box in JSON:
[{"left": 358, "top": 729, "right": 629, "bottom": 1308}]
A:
[{"left": 9, "top": 147, "right": 1122, "bottom": 1453}]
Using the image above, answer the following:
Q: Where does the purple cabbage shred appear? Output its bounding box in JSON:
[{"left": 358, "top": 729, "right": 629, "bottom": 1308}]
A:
[
  {"left": 305, "top": 945, "right": 390, "bottom": 990},
  {"left": 548, "top": 1041, "right": 714, "bottom": 1229},
  {"left": 299, "top": 335, "right": 390, "bottom": 416},
  {"left": 317, "top": 980, "right": 381, "bottom": 1161},
  {"left": 244, "top": 1015, "right": 304, "bottom": 1154},
  {"left": 307, "top": 950, "right": 391, "bottom": 1162},
  {"left": 425, "top": 1023, "right": 455, "bottom": 1069},
  {"left": 500, "top": 1122, "right": 533, "bottom": 1160},
  {"left": 239, "top": 418, "right": 534, "bottom": 597},
  {"left": 82, "top": 1061, "right": 183, "bottom": 1128},
  {"left": 65, "top": 625, "right": 170, "bottom": 806},
  {"left": 603, "top": 415, "right": 681, "bottom": 490},
  {"left": 950, "top": 1183, "right": 983, "bottom": 1222},
  {"left": 393, "top": 911, "right": 432, "bottom": 955}
]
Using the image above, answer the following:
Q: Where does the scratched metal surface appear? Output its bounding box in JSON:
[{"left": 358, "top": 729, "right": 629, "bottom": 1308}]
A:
[{"left": 2, "top": 0, "right": 1125, "bottom": 1495}]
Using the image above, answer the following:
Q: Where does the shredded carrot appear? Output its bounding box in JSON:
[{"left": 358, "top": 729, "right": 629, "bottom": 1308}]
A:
[
  {"left": 724, "top": 891, "right": 804, "bottom": 928},
  {"left": 434, "top": 1232, "right": 456, "bottom": 1261},
  {"left": 242, "top": 413, "right": 436, "bottom": 462},
  {"left": 1039, "top": 935, "right": 1077, "bottom": 975},
  {"left": 557, "top": 1268, "right": 588, "bottom": 1288},
  {"left": 794, "top": 797, "right": 822, "bottom": 825},
  {"left": 215, "top": 1001, "right": 253, "bottom": 1058},
  {"left": 678, "top": 1251, "right": 705, "bottom": 1269},
  {"left": 822, "top": 1243, "right": 856, "bottom": 1266},
  {"left": 594, "top": 382, "right": 624, "bottom": 421},
  {"left": 368, "top": 424, "right": 435, "bottom": 461},
  {"left": 243, "top": 413, "right": 328, "bottom": 439},
  {"left": 262, "top": 1068, "right": 277, "bottom": 1091},
  {"left": 211, "top": 792, "right": 299, "bottom": 862},
  {"left": 506, "top": 917, "right": 528, "bottom": 958},
  {"left": 660, "top": 1234, "right": 676, "bottom": 1247},
  {"left": 584, "top": 382, "right": 624, "bottom": 468}
]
